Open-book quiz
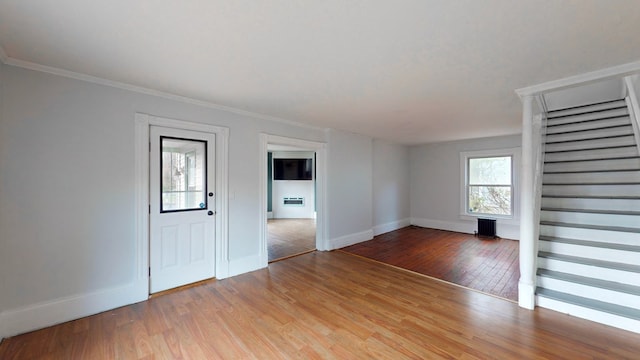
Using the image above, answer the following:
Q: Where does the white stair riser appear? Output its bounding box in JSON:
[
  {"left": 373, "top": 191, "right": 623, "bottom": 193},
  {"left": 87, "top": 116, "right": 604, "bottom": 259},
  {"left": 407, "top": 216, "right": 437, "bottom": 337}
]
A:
[
  {"left": 539, "top": 241, "right": 639, "bottom": 265},
  {"left": 547, "top": 108, "right": 628, "bottom": 125},
  {"left": 537, "top": 257, "right": 640, "bottom": 286},
  {"left": 539, "top": 225, "right": 640, "bottom": 245},
  {"left": 545, "top": 147, "right": 639, "bottom": 163},
  {"left": 543, "top": 171, "right": 640, "bottom": 184},
  {"left": 547, "top": 100, "right": 627, "bottom": 118},
  {"left": 546, "top": 117, "right": 630, "bottom": 135},
  {"left": 537, "top": 276, "right": 640, "bottom": 309},
  {"left": 540, "top": 211, "right": 640, "bottom": 229},
  {"left": 545, "top": 133, "right": 635, "bottom": 149},
  {"left": 544, "top": 124, "right": 633, "bottom": 143},
  {"left": 541, "top": 197, "right": 640, "bottom": 212},
  {"left": 536, "top": 296, "right": 640, "bottom": 334},
  {"left": 544, "top": 158, "right": 640, "bottom": 173},
  {"left": 542, "top": 184, "right": 640, "bottom": 197}
]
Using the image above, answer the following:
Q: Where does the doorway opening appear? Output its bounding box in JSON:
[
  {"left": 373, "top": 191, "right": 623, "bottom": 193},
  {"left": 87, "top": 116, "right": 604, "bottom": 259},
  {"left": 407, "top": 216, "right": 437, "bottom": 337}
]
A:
[
  {"left": 267, "top": 148, "right": 317, "bottom": 262},
  {"left": 259, "top": 134, "right": 326, "bottom": 266}
]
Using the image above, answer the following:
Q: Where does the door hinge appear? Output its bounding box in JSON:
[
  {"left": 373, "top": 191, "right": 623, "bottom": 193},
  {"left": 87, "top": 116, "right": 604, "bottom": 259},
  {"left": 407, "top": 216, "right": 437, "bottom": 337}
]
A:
[
  {"left": 149, "top": 267, "right": 151, "bottom": 277},
  {"left": 149, "top": 142, "right": 151, "bottom": 152},
  {"left": 149, "top": 204, "right": 151, "bottom": 214}
]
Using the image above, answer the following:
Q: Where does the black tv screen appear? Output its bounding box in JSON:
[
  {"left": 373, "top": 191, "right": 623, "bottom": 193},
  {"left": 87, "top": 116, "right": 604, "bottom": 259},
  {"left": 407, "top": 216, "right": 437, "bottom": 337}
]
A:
[{"left": 274, "top": 158, "right": 313, "bottom": 180}]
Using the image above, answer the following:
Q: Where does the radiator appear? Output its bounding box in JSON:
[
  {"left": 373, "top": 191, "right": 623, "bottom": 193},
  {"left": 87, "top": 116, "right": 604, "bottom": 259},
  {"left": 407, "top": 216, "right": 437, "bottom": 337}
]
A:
[{"left": 477, "top": 218, "right": 496, "bottom": 238}]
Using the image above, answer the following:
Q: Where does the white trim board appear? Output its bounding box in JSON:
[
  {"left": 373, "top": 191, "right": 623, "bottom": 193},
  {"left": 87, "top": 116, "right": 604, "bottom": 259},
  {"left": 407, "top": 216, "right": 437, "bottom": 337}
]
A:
[
  {"left": 0, "top": 280, "right": 147, "bottom": 339},
  {"left": 411, "top": 217, "right": 520, "bottom": 241},
  {"left": 373, "top": 218, "right": 411, "bottom": 236},
  {"left": 2, "top": 55, "right": 324, "bottom": 133},
  {"left": 259, "top": 134, "right": 328, "bottom": 267},
  {"left": 516, "top": 60, "right": 640, "bottom": 97},
  {"left": 329, "top": 229, "right": 375, "bottom": 250}
]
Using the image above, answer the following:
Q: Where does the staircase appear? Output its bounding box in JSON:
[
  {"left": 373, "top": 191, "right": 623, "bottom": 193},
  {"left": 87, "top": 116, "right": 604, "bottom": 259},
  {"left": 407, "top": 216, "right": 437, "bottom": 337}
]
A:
[{"left": 535, "top": 99, "right": 640, "bottom": 333}]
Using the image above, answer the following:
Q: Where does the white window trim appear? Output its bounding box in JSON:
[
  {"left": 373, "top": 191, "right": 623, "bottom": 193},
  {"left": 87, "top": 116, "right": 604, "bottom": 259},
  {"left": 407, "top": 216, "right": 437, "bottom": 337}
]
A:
[{"left": 459, "top": 147, "right": 521, "bottom": 225}]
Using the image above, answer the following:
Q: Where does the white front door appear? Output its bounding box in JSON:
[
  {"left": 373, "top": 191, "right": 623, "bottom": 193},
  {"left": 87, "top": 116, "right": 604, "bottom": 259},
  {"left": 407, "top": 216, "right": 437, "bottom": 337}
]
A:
[{"left": 149, "top": 125, "right": 216, "bottom": 293}]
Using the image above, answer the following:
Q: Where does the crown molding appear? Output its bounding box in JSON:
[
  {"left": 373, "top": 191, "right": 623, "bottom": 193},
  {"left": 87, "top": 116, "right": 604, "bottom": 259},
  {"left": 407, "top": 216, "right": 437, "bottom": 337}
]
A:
[
  {"left": 2, "top": 55, "right": 325, "bottom": 132},
  {"left": 0, "top": 45, "right": 8, "bottom": 64},
  {"left": 516, "top": 60, "right": 640, "bottom": 98}
]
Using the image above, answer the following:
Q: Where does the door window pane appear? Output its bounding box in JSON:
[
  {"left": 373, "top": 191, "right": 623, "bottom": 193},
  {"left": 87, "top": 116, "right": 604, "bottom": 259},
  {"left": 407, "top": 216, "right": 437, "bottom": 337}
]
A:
[{"left": 161, "top": 137, "right": 206, "bottom": 212}]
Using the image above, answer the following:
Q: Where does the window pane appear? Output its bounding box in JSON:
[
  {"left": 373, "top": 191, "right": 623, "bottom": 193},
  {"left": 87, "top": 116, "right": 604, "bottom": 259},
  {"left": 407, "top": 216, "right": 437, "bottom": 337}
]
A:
[
  {"left": 469, "top": 156, "right": 511, "bottom": 185},
  {"left": 468, "top": 185, "right": 511, "bottom": 215},
  {"left": 161, "top": 137, "right": 206, "bottom": 212}
]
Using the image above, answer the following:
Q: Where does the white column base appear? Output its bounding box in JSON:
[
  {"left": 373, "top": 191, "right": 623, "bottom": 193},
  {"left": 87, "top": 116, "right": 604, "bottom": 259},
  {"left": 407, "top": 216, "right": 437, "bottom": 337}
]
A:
[{"left": 518, "top": 281, "right": 536, "bottom": 309}]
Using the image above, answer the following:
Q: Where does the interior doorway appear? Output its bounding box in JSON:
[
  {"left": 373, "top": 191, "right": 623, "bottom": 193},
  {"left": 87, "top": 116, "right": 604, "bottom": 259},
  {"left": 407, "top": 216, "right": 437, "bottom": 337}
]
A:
[
  {"left": 259, "top": 134, "right": 326, "bottom": 266},
  {"left": 267, "top": 148, "right": 317, "bottom": 262}
]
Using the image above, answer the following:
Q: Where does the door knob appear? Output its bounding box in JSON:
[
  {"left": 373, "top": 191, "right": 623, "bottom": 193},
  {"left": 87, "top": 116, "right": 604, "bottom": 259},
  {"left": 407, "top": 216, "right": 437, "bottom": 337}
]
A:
[{"left": 208, "top": 210, "right": 216, "bottom": 216}]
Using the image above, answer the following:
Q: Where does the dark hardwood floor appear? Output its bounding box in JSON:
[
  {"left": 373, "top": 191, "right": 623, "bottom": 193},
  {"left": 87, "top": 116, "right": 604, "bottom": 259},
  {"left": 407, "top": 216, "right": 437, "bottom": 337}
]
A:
[
  {"left": 268, "top": 218, "right": 316, "bottom": 262},
  {"left": 341, "top": 226, "right": 519, "bottom": 301},
  {"left": 1, "top": 251, "right": 638, "bottom": 359}
]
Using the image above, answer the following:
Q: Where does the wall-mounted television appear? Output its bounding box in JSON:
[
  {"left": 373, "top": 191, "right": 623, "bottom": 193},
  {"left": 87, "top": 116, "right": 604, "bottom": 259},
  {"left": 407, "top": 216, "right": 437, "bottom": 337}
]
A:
[{"left": 274, "top": 158, "right": 313, "bottom": 180}]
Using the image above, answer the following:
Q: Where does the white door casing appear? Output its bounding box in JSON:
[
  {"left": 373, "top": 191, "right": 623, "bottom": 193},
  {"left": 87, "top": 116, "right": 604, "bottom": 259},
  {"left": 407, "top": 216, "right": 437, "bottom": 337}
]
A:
[{"left": 149, "top": 126, "right": 216, "bottom": 293}]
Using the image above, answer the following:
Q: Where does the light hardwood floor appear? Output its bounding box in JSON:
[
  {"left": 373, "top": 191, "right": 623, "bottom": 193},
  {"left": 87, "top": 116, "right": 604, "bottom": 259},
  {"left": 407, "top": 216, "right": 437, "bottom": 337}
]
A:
[
  {"left": 1, "top": 251, "right": 639, "bottom": 359},
  {"left": 267, "top": 218, "right": 316, "bottom": 262},
  {"left": 341, "top": 226, "right": 519, "bottom": 301}
]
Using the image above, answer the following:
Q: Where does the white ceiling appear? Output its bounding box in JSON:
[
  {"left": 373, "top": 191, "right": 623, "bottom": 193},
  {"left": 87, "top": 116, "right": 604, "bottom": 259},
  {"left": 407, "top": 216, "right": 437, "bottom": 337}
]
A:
[{"left": 1, "top": 1, "right": 640, "bottom": 144}]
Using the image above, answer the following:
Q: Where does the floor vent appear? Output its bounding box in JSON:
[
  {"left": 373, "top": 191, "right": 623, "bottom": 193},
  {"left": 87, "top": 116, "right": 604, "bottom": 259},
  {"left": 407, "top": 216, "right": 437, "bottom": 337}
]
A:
[{"left": 476, "top": 218, "right": 496, "bottom": 238}]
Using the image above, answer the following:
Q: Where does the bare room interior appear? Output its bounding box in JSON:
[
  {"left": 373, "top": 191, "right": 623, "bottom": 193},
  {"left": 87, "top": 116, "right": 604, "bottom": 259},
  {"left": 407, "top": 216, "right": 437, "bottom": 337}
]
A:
[{"left": 1, "top": 1, "right": 639, "bottom": 358}]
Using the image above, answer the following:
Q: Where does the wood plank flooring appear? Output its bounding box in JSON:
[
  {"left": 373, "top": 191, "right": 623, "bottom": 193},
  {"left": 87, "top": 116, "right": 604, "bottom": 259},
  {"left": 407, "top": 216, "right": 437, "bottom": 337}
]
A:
[
  {"left": 268, "top": 218, "right": 316, "bottom": 262},
  {"left": 341, "top": 226, "right": 519, "bottom": 301},
  {"left": 1, "top": 251, "right": 639, "bottom": 359}
]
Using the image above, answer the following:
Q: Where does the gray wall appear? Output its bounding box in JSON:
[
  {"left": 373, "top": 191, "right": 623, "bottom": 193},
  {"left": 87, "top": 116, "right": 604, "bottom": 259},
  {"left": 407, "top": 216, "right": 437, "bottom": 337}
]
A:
[
  {"left": 326, "top": 129, "right": 374, "bottom": 246},
  {"left": 410, "top": 134, "right": 522, "bottom": 239},
  {"left": 1, "top": 64, "right": 381, "bottom": 337},
  {"left": 372, "top": 139, "right": 410, "bottom": 234}
]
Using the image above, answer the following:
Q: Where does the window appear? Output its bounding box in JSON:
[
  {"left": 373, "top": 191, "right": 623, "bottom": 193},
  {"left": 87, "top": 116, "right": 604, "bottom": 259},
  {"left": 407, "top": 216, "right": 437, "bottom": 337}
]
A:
[
  {"left": 460, "top": 148, "right": 519, "bottom": 219},
  {"left": 160, "top": 137, "right": 207, "bottom": 212}
]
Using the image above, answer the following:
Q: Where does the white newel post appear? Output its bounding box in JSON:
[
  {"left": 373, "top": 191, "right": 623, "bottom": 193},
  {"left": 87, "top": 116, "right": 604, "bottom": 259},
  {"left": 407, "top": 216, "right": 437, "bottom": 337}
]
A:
[{"left": 518, "top": 95, "right": 536, "bottom": 309}]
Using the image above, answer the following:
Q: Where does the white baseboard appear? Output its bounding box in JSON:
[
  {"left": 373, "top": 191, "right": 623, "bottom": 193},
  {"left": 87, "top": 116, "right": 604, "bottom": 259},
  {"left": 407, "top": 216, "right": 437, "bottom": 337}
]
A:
[
  {"left": 373, "top": 218, "right": 411, "bottom": 236},
  {"left": 411, "top": 218, "right": 473, "bottom": 234},
  {"left": 0, "top": 280, "right": 148, "bottom": 339},
  {"left": 228, "top": 254, "right": 266, "bottom": 278},
  {"left": 329, "top": 229, "right": 374, "bottom": 250},
  {"left": 411, "top": 217, "right": 520, "bottom": 240},
  {"left": 267, "top": 211, "right": 274, "bottom": 219}
]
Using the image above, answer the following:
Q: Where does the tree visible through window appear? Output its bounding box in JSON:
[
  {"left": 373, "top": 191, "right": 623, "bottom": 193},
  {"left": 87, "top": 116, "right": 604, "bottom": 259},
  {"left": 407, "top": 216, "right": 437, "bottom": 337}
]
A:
[{"left": 467, "top": 156, "right": 512, "bottom": 216}]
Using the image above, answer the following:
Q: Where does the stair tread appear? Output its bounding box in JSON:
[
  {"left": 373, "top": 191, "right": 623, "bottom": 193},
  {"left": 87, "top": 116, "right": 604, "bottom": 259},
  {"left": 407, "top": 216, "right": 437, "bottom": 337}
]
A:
[
  {"left": 540, "top": 221, "right": 640, "bottom": 233},
  {"left": 545, "top": 145, "right": 638, "bottom": 154},
  {"left": 546, "top": 132, "right": 634, "bottom": 144},
  {"left": 537, "top": 269, "right": 640, "bottom": 295},
  {"left": 544, "top": 156, "right": 640, "bottom": 164},
  {"left": 547, "top": 99, "right": 626, "bottom": 115},
  {"left": 544, "top": 168, "right": 640, "bottom": 174},
  {"left": 547, "top": 105, "right": 628, "bottom": 121},
  {"left": 536, "top": 288, "right": 640, "bottom": 320},
  {"left": 540, "top": 207, "right": 640, "bottom": 216},
  {"left": 547, "top": 114, "right": 631, "bottom": 135},
  {"left": 538, "top": 251, "right": 640, "bottom": 273},
  {"left": 542, "top": 181, "right": 640, "bottom": 185},
  {"left": 542, "top": 194, "right": 640, "bottom": 200},
  {"left": 538, "top": 235, "right": 640, "bottom": 252}
]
